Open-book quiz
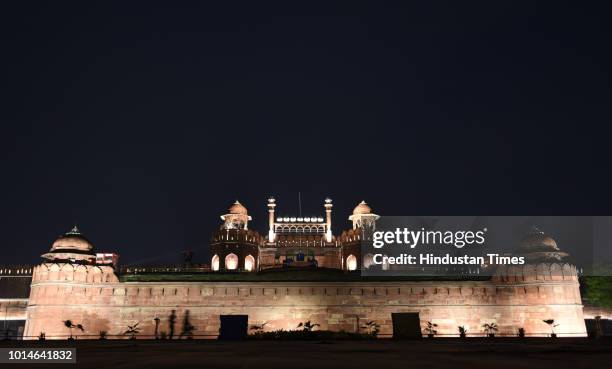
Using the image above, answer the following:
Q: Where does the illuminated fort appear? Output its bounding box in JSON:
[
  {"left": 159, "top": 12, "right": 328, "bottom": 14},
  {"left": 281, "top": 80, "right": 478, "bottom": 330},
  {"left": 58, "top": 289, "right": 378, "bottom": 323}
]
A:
[
  {"left": 210, "top": 197, "right": 372, "bottom": 272},
  {"left": 0, "top": 198, "right": 589, "bottom": 338}
]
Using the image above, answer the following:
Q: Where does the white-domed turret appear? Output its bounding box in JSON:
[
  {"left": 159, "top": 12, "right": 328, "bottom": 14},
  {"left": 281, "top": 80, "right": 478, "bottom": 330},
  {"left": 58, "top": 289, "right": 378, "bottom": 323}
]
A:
[
  {"left": 349, "top": 200, "right": 379, "bottom": 230},
  {"left": 352, "top": 201, "right": 372, "bottom": 215},
  {"left": 519, "top": 231, "right": 560, "bottom": 252},
  {"left": 228, "top": 201, "right": 248, "bottom": 215},
  {"left": 516, "top": 227, "right": 568, "bottom": 262},
  {"left": 49, "top": 225, "right": 94, "bottom": 252},
  {"left": 42, "top": 225, "right": 96, "bottom": 263},
  {"left": 221, "top": 200, "right": 252, "bottom": 230}
]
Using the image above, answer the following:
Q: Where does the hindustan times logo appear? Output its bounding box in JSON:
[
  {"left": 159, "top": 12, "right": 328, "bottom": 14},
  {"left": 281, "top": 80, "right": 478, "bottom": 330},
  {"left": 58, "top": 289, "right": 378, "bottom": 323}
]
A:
[{"left": 372, "top": 228, "right": 487, "bottom": 249}]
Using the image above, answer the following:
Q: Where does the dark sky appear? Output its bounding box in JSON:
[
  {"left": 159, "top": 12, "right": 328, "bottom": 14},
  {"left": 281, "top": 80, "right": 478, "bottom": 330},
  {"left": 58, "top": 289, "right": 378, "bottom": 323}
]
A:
[{"left": 2, "top": 2, "right": 610, "bottom": 265}]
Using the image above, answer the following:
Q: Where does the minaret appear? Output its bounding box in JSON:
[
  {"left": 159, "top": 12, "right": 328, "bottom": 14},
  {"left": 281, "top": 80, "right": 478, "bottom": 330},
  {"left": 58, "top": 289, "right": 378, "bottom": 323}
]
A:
[
  {"left": 324, "top": 197, "right": 333, "bottom": 242},
  {"left": 267, "top": 196, "right": 276, "bottom": 242}
]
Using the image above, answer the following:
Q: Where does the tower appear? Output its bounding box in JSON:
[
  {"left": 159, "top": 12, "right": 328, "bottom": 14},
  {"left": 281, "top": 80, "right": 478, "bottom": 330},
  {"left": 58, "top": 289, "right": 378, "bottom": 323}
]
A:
[
  {"left": 324, "top": 197, "right": 333, "bottom": 242},
  {"left": 211, "top": 201, "right": 260, "bottom": 272},
  {"left": 25, "top": 225, "right": 119, "bottom": 339},
  {"left": 492, "top": 228, "right": 586, "bottom": 337},
  {"left": 267, "top": 197, "right": 276, "bottom": 242},
  {"left": 341, "top": 201, "right": 380, "bottom": 271}
]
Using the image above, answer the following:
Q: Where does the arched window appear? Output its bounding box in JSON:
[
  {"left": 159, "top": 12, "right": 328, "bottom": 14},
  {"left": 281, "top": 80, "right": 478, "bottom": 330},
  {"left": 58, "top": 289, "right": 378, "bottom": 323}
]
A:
[
  {"left": 225, "top": 253, "right": 238, "bottom": 270},
  {"left": 244, "top": 255, "right": 255, "bottom": 271},
  {"left": 211, "top": 254, "right": 220, "bottom": 271},
  {"left": 346, "top": 254, "right": 357, "bottom": 271},
  {"left": 382, "top": 254, "right": 390, "bottom": 271},
  {"left": 362, "top": 253, "right": 374, "bottom": 269}
]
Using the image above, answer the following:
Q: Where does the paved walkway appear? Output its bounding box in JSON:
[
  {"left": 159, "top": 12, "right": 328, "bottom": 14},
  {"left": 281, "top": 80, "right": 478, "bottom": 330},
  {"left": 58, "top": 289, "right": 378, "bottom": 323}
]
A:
[{"left": 1, "top": 338, "right": 610, "bottom": 369}]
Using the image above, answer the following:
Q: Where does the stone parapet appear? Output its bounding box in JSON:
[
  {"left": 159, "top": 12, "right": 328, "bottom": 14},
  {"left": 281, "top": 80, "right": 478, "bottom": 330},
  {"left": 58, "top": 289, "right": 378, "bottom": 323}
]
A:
[
  {"left": 492, "top": 263, "right": 579, "bottom": 283},
  {"left": 24, "top": 274, "right": 586, "bottom": 339}
]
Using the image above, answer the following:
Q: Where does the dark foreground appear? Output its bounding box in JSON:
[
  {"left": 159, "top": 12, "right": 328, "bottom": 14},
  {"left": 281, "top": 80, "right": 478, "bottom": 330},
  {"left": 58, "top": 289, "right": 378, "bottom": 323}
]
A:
[{"left": 1, "top": 338, "right": 610, "bottom": 369}]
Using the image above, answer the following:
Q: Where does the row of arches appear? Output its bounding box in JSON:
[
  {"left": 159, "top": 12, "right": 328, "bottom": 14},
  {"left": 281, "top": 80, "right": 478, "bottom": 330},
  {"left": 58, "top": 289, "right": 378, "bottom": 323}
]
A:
[
  {"left": 211, "top": 254, "right": 358, "bottom": 272},
  {"left": 275, "top": 225, "right": 325, "bottom": 234},
  {"left": 211, "top": 254, "right": 255, "bottom": 271}
]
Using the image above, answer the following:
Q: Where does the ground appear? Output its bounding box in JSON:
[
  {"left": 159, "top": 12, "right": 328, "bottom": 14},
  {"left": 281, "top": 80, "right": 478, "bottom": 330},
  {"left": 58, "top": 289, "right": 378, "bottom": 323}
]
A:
[{"left": 1, "top": 338, "right": 610, "bottom": 369}]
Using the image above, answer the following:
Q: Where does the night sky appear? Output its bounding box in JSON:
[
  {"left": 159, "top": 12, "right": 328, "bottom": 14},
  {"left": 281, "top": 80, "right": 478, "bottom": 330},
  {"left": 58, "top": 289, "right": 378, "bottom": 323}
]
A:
[{"left": 2, "top": 2, "right": 610, "bottom": 265}]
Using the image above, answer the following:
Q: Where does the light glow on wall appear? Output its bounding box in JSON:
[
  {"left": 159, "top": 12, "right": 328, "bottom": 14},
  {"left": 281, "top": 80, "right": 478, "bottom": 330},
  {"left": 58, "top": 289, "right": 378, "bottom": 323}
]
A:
[
  {"left": 212, "top": 254, "right": 219, "bottom": 271},
  {"left": 245, "top": 254, "right": 255, "bottom": 271},
  {"left": 346, "top": 254, "right": 357, "bottom": 271},
  {"left": 363, "top": 253, "right": 374, "bottom": 269},
  {"left": 225, "top": 253, "right": 238, "bottom": 270}
]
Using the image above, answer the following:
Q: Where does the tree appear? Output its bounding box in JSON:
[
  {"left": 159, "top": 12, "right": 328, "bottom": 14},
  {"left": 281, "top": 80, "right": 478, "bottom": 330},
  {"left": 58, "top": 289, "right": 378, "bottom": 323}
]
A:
[
  {"left": 482, "top": 322, "right": 498, "bottom": 337},
  {"left": 582, "top": 274, "right": 612, "bottom": 309},
  {"left": 124, "top": 322, "right": 141, "bottom": 340}
]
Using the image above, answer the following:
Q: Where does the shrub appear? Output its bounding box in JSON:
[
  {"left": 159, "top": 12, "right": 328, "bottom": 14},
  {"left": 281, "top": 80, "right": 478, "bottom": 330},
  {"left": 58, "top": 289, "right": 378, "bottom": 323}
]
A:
[
  {"left": 482, "top": 323, "right": 498, "bottom": 337},
  {"left": 361, "top": 321, "right": 380, "bottom": 337},
  {"left": 425, "top": 321, "right": 438, "bottom": 337},
  {"left": 543, "top": 319, "right": 559, "bottom": 337},
  {"left": 458, "top": 326, "right": 467, "bottom": 338},
  {"left": 249, "top": 329, "right": 375, "bottom": 341}
]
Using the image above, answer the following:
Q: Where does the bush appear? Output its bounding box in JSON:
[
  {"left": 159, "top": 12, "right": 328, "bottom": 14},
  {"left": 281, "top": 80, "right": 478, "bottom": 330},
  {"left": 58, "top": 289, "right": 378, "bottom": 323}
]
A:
[
  {"left": 248, "top": 329, "right": 377, "bottom": 341},
  {"left": 582, "top": 275, "right": 612, "bottom": 309}
]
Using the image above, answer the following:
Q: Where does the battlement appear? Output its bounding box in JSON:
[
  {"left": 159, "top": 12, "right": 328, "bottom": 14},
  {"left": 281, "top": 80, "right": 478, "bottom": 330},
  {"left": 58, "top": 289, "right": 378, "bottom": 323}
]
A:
[
  {"left": 211, "top": 228, "right": 264, "bottom": 246},
  {"left": 31, "top": 263, "right": 118, "bottom": 284},
  {"left": 338, "top": 228, "right": 365, "bottom": 243},
  {"left": 274, "top": 234, "right": 336, "bottom": 247},
  {"left": 492, "top": 263, "right": 579, "bottom": 283},
  {"left": 0, "top": 265, "right": 34, "bottom": 276}
]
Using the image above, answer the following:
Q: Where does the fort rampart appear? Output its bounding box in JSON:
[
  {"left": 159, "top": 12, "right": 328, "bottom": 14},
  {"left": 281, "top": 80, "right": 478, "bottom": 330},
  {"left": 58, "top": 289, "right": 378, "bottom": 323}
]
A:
[{"left": 23, "top": 262, "right": 587, "bottom": 338}]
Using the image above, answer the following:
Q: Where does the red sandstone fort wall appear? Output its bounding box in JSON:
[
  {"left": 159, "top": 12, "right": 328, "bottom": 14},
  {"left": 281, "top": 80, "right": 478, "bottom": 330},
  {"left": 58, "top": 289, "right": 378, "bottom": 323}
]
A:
[
  {"left": 23, "top": 263, "right": 587, "bottom": 339},
  {"left": 0, "top": 300, "right": 28, "bottom": 321}
]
